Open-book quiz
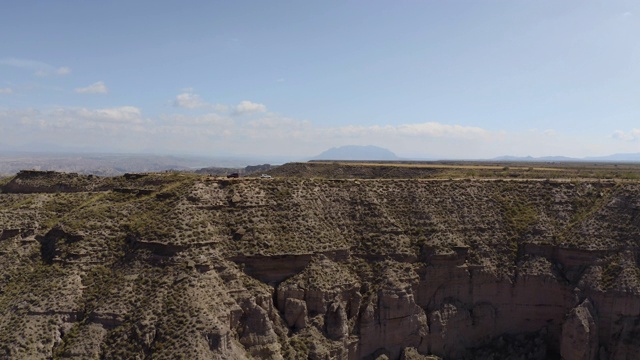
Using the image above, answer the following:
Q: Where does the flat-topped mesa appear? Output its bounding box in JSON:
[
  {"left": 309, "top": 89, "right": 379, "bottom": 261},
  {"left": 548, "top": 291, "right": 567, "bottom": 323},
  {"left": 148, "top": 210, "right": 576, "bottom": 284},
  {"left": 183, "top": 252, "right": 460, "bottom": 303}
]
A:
[
  {"left": 17, "top": 170, "right": 67, "bottom": 178},
  {"left": 1, "top": 170, "right": 194, "bottom": 194},
  {"left": 1, "top": 176, "right": 640, "bottom": 359},
  {"left": 2, "top": 170, "right": 91, "bottom": 193}
]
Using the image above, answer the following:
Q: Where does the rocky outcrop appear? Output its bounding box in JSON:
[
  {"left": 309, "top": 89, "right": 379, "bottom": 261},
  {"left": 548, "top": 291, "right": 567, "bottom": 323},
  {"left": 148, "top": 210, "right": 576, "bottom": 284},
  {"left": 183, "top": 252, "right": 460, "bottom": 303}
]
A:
[
  {"left": 401, "top": 347, "right": 441, "bottom": 360},
  {"left": 237, "top": 298, "right": 283, "bottom": 359},
  {"left": 326, "top": 300, "right": 349, "bottom": 340},
  {"left": 284, "top": 298, "right": 308, "bottom": 330},
  {"left": 561, "top": 299, "right": 598, "bottom": 360},
  {"left": 358, "top": 273, "right": 428, "bottom": 358}
]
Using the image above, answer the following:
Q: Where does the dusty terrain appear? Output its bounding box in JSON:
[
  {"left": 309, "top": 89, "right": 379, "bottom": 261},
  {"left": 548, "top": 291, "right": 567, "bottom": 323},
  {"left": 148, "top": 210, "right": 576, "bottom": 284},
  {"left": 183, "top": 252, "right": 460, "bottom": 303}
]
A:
[
  {"left": 0, "top": 153, "right": 275, "bottom": 177},
  {"left": 1, "top": 166, "right": 640, "bottom": 359},
  {"left": 271, "top": 161, "right": 640, "bottom": 180}
]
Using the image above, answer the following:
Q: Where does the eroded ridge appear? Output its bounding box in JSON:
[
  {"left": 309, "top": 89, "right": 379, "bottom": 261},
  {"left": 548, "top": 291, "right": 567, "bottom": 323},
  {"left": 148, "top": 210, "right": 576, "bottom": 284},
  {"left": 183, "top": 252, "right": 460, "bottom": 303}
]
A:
[{"left": 1, "top": 172, "right": 639, "bottom": 359}]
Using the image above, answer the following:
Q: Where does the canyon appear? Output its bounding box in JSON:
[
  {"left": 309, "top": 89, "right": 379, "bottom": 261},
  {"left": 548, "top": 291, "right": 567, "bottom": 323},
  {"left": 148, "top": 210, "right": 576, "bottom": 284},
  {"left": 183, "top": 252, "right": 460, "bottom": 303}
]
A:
[{"left": 1, "top": 170, "right": 640, "bottom": 359}]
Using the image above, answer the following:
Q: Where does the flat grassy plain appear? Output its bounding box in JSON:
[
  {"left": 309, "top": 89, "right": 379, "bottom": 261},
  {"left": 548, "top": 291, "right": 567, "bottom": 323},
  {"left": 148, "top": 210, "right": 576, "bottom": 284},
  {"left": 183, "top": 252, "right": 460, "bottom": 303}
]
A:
[{"left": 270, "top": 160, "right": 640, "bottom": 180}]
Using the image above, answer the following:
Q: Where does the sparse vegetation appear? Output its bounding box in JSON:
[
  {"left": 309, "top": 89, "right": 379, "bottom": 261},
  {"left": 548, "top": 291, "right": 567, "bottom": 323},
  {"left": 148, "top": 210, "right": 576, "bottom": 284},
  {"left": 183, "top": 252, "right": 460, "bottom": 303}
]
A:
[{"left": 2, "top": 166, "right": 640, "bottom": 359}]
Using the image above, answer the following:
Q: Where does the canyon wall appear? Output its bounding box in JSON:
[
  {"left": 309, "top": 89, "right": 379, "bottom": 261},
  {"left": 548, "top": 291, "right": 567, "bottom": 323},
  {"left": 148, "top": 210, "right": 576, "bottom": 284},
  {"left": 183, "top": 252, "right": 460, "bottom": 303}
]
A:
[{"left": 1, "top": 172, "right": 640, "bottom": 359}]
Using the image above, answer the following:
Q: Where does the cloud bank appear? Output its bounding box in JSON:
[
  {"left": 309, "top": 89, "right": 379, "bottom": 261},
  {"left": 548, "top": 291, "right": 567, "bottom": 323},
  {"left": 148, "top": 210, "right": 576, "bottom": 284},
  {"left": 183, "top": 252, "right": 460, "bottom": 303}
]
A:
[{"left": 0, "top": 95, "right": 631, "bottom": 159}]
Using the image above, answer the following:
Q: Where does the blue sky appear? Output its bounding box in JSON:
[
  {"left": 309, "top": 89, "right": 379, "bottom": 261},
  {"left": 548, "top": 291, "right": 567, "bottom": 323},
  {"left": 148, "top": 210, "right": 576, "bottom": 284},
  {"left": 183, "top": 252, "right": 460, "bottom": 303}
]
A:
[{"left": 1, "top": 1, "right": 639, "bottom": 159}]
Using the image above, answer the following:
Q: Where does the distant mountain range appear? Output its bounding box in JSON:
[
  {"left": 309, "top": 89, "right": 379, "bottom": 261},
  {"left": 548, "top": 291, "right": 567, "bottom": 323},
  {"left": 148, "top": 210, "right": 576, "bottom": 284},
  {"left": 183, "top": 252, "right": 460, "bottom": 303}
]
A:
[
  {"left": 0, "top": 153, "right": 289, "bottom": 176},
  {"left": 493, "top": 153, "right": 640, "bottom": 163},
  {"left": 311, "top": 145, "right": 640, "bottom": 163},
  {"left": 311, "top": 145, "right": 400, "bottom": 161},
  {"left": 3, "top": 145, "right": 640, "bottom": 177}
]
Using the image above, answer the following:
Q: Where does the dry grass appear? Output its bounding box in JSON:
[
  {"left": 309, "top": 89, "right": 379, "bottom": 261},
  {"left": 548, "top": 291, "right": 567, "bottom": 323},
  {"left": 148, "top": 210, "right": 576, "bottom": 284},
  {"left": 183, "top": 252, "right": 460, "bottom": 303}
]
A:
[{"left": 311, "top": 161, "right": 564, "bottom": 171}]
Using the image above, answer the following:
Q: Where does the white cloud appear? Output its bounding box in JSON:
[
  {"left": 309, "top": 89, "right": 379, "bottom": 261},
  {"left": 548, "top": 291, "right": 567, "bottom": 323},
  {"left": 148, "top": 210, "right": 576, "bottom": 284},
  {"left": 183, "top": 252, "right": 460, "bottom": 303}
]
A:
[
  {"left": 34, "top": 106, "right": 147, "bottom": 127},
  {"left": 173, "top": 92, "right": 229, "bottom": 111},
  {"left": 163, "top": 113, "right": 233, "bottom": 127},
  {"left": 0, "top": 58, "right": 72, "bottom": 77},
  {"left": 81, "top": 106, "right": 145, "bottom": 124},
  {"left": 174, "top": 92, "right": 207, "bottom": 109},
  {"left": 0, "top": 107, "right": 153, "bottom": 152},
  {"left": 248, "top": 116, "right": 309, "bottom": 129},
  {"left": 75, "top": 81, "right": 108, "bottom": 94},
  {"left": 171, "top": 91, "right": 266, "bottom": 115},
  {"left": 397, "top": 122, "right": 492, "bottom": 139},
  {"left": 235, "top": 100, "right": 267, "bottom": 114},
  {"left": 611, "top": 130, "right": 626, "bottom": 140},
  {"left": 323, "top": 122, "right": 495, "bottom": 140},
  {"left": 611, "top": 129, "right": 640, "bottom": 141},
  {"left": 0, "top": 88, "right": 12, "bottom": 94},
  {"left": 243, "top": 115, "right": 311, "bottom": 140},
  {"left": 172, "top": 96, "right": 267, "bottom": 114},
  {"left": 0, "top": 103, "right": 554, "bottom": 157}
]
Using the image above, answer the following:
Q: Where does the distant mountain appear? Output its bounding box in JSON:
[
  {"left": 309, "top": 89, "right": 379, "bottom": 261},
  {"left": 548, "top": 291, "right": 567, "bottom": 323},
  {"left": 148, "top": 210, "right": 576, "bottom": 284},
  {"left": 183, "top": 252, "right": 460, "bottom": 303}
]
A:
[
  {"left": 493, "top": 155, "right": 578, "bottom": 162},
  {"left": 585, "top": 153, "right": 640, "bottom": 162},
  {"left": 493, "top": 153, "right": 640, "bottom": 163},
  {"left": 0, "top": 153, "right": 285, "bottom": 176},
  {"left": 492, "top": 156, "right": 537, "bottom": 161},
  {"left": 312, "top": 145, "right": 399, "bottom": 161}
]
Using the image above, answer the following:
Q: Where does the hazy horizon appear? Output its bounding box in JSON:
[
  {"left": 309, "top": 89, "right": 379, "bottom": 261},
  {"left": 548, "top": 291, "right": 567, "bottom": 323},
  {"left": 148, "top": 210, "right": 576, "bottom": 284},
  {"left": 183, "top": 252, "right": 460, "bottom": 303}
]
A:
[{"left": 2, "top": 1, "right": 640, "bottom": 159}]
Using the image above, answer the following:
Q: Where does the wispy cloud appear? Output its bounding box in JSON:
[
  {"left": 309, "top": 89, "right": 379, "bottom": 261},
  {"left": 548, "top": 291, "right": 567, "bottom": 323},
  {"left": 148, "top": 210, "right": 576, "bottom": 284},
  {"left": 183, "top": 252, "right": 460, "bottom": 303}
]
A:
[
  {"left": 172, "top": 91, "right": 268, "bottom": 114},
  {"left": 323, "top": 122, "right": 495, "bottom": 140},
  {"left": 13, "top": 106, "right": 148, "bottom": 131},
  {"left": 0, "top": 107, "right": 152, "bottom": 152},
  {"left": 39, "top": 67, "right": 71, "bottom": 77},
  {"left": 611, "top": 129, "right": 640, "bottom": 141},
  {"left": 75, "top": 81, "right": 108, "bottom": 94},
  {"left": 234, "top": 100, "right": 267, "bottom": 115},
  {"left": 2, "top": 101, "right": 502, "bottom": 157},
  {"left": 3, "top": 99, "right": 624, "bottom": 159},
  {"left": 0, "top": 58, "right": 71, "bottom": 77},
  {"left": 248, "top": 116, "right": 309, "bottom": 130},
  {"left": 75, "top": 106, "right": 146, "bottom": 124},
  {"left": 162, "top": 113, "right": 234, "bottom": 127},
  {"left": 0, "top": 88, "right": 12, "bottom": 94},
  {"left": 173, "top": 91, "right": 229, "bottom": 111}
]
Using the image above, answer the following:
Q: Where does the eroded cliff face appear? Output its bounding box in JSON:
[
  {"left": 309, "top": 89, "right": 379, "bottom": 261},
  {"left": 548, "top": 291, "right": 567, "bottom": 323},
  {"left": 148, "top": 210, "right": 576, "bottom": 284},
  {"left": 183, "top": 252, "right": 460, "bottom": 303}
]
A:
[{"left": 1, "top": 172, "right": 640, "bottom": 359}]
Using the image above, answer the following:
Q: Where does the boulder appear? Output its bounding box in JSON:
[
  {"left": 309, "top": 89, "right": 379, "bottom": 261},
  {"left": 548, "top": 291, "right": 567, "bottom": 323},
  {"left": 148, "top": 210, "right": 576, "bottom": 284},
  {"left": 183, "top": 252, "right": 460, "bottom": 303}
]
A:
[{"left": 561, "top": 299, "right": 598, "bottom": 360}]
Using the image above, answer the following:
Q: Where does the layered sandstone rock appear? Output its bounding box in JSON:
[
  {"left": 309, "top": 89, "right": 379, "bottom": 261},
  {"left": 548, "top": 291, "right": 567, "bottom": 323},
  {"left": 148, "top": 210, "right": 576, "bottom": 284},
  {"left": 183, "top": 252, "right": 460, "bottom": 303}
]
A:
[
  {"left": 1, "top": 174, "right": 640, "bottom": 359},
  {"left": 561, "top": 299, "right": 598, "bottom": 360}
]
